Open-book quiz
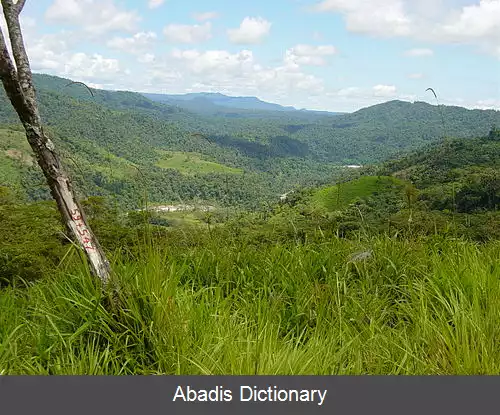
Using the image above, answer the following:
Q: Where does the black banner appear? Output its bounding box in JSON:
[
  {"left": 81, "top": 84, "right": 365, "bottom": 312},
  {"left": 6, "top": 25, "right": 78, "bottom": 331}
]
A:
[{"left": 0, "top": 376, "right": 498, "bottom": 414}]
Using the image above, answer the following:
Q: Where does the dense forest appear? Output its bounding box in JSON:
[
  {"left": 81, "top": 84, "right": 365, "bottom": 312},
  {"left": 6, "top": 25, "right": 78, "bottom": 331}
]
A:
[{"left": 1, "top": 74, "right": 499, "bottom": 212}]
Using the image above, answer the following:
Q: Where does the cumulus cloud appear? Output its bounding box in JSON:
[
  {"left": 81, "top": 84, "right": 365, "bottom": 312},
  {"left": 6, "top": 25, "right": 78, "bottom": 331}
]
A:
[
  {"left": 63, "top": 53, "right": 122, "bottom": 79},
  {"left": 227, "top": 17, "right": 271, "bottom": 44},
  {"left": 164, "top": 47, "right": 325, "bottom": 99},
  {"left": 32, "top": 47, "right": 122, "bottom": 82},
  {"left": 313, "top": 0, "right": 412, "bottom": 37},
  {"left": 285, "top": 44, "right": 337, "bottom": 66},
  {"left": 335, "top": 84, "right": 398, "bottom": 98},
  {"left": 107, "top": 31, "right": 157, "bottom": 54},
  {"left": 45, "top": 0, "right": 140, "bottom": 35},
  {"left": 404, "top": 48, "right": 433, "bottom": 57},
  {"left": 434, "top": 0, "right": 500, "bottom": 57},
  {"left": 193, "top": 11, "right": 220, "bottom": 21},
  {"left": 439, "top": 0, "right": 500, "bottom": 40},
  {"left": 372, "top": 84, "right": 397, "bottom": 97},
  {"left": 163, "top": 22, "right": 212, "bottom": 44},
  {"left": 170, "top": 48, "right": 255, "bottom": 75},
  {"left": 312, "top": 0, "right": 500, "bottom": 59},
  {"left": 18, "top": 25, "right": 125, "bottom": 84}
]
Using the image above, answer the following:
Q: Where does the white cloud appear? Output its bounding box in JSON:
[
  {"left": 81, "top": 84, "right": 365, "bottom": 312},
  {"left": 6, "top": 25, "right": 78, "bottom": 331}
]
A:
[
  {"left": 193, "top": 11, "right": 220, "bottom": 21},
  {"left": 162, "top": 47, "right": 325, "bottom": 101},
  {"left": 170, "top": 48, "right": 255, "bottom": 75},
  {"left": 148, "top": 0, "right": 165, "bottom": 9},
  {"left": 107, "top": 31, "right": 157, "bottom": 54},
  {"left": 335, "top": 84, "right": 398, "bottom": 98},
  {"left": 404, "top": 48, "right": 434, "bottom": 57},
  {"left": 227, "top": 17, "right": 271, "bottom": 44},
  {"left": 63, "top": 53, "right": 122, "bottom": 79},
  {"left": 32, "top": 48, "right": 122, "bottom": 82},
  {"left": 313, "top": 0, "right": 500, "bottom": 59},
  {"left": 20, "top": 27, "right": 124, "bottom": 84},
  {"left": 313, "top": 0, "right": 412, "bottom": 37},
  {"left": 45, "top": 0, "right": 140, "bottom": 35},
  {"left": 408, "top": 73, "right": 424, "bottom": 79},
  {"left": 434, "top": 0, "right": 500, "bottom": 57},
  {"left": 26, "top": 32, "right": 73, "bottom": 69},
  {"left": 372, "top": 84, "right": 397, "bottom": 97},
  {"left": 163, "top": 22, "right": 212, "bottom": 44},
  {"left": 285, "top": 44, "right": 337, "bottom": 66},
  {"left": 473, "top": 98, "right": 500, "bottom": 110},
  {"left": 440, "top": 0, "right": 500, "bottom": 40}
]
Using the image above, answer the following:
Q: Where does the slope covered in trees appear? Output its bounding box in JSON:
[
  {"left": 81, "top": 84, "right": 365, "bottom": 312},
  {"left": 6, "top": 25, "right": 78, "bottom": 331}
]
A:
[
  {"left": 0, "top": 73, "right": 499, "bottom": 210},
  {"left": 276, "top": 134, "right": 499, "bottom": 242}
]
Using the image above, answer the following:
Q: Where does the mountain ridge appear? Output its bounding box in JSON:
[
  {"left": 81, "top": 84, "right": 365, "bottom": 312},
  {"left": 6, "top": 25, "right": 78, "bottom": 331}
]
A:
[{"left": 141, "top": 91, "right": 346, "bottom": 116}]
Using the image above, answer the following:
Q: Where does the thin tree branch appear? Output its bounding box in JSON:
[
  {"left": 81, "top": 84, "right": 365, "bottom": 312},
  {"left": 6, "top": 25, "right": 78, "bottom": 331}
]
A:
[{"left": 15, "top": 0, "right": 26, "bottom": 15}]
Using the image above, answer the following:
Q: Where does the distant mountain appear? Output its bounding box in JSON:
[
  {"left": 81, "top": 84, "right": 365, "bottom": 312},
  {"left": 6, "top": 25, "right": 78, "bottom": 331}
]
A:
[
  {"left": 142, "top": 92, "right": 344, "bottom": 116},
  {"left": 147, "top": 92, "right": 296, "bottom": 111}
]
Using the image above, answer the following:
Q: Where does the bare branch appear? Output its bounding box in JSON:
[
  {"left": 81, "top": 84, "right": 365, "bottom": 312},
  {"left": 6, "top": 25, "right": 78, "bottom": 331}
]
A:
[{"left": 15, "top": 0, "right": 26, "bottom": 15}]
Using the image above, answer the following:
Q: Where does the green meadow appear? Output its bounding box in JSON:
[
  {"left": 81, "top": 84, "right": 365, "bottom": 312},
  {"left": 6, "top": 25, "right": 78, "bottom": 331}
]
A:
[{"left": 156, "top": 151, "right": 243, "bottom": 175}]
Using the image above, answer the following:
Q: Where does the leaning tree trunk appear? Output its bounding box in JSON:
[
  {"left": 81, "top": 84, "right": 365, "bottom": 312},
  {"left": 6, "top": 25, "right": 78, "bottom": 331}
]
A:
[{"left": 0, "top": 0, "right": 111, "bottom": 285}]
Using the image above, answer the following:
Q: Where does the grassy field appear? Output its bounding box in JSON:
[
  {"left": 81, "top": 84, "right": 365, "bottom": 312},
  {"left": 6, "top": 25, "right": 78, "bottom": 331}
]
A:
[
  {"left": 156, "top": 151, "right": 243, "bottom": 175},
  {"left": 312, "top": 176, "right": 406, "bottom": 211},
  {"left": 0, "top": 230, "right": 499, "bottom": 375}
]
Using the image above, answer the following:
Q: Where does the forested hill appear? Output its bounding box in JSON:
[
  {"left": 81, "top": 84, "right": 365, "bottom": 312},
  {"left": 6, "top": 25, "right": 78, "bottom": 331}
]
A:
[
  {"left": 379, "top": 132, "right": 500, "bottom": 214},
  {"left": 2, "top": 73, "right": 500, "bottom": 163},
  {"left": 0, "top": 73, "right": 499, "bottom": 209}
]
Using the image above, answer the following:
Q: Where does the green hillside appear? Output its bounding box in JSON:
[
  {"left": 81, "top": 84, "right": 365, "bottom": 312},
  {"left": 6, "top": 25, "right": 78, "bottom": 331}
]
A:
[
  {"left": 380, "top": 135, "right": 500, "bottom": 213},
  {"left": 156, "top": 151, "right": 243, "bottom": 175},
  {"left": 0, "top": 73, "right": 499, "bottom": 211},
  {"left": 311, "top": 176, "right": 407, "bottom": 211},
  {"left": 0, "top": 128, "right": 32, "bottom": 184}
]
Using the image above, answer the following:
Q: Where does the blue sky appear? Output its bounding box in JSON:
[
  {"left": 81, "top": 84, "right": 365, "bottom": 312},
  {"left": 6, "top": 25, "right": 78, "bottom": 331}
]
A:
[{"left": 2, "top": 0, "right": 499, "bottom": 112}]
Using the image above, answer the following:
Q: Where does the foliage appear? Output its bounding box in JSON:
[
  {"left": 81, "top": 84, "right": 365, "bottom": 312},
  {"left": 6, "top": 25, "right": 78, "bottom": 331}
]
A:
[
  {"left": 156, "top": 151, "right": 243, "bottom": 175},
  {"left": 0, "top": 229, "right": 499, "bottom": 374},
  {"left": 0, "top": 195, "right": 67, "bottom": 285},
  {"left": 1, "top": 74, "right": 499, "bottom": 212}
]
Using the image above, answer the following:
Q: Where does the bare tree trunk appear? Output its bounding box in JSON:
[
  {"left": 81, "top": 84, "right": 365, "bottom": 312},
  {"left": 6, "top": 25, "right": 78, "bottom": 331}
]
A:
[{"left": 0, "top": 0, "right": 111, "bottom": 286}]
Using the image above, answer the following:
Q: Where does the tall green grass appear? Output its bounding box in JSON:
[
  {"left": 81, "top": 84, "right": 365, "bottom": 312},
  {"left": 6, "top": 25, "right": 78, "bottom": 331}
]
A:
[{"left": 0, "top": 231, "right": 499, "bottom": 374}]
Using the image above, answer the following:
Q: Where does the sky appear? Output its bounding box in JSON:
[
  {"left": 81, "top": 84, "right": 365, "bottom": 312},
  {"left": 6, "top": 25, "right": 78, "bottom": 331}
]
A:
[{"left": 1, "top": 0, "right": 499, "bottom": 112}]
